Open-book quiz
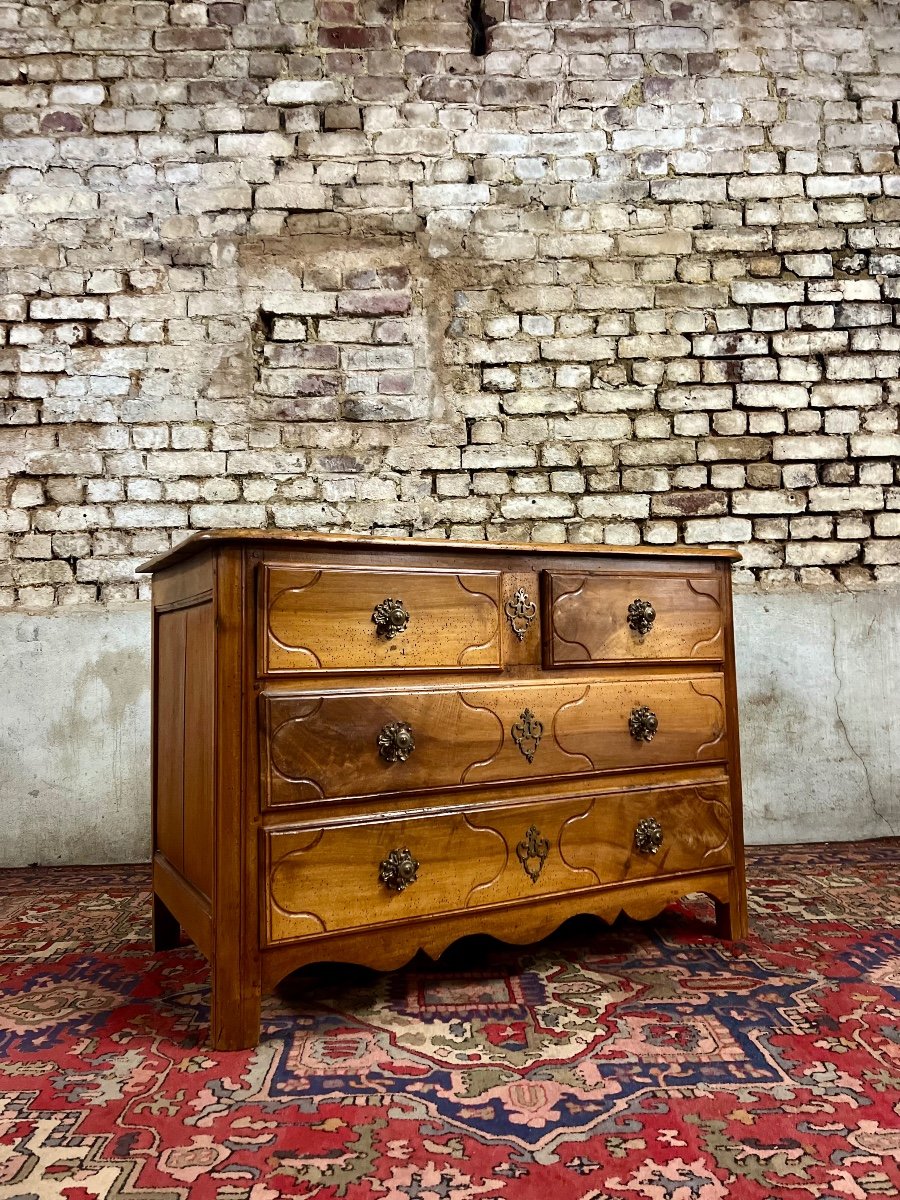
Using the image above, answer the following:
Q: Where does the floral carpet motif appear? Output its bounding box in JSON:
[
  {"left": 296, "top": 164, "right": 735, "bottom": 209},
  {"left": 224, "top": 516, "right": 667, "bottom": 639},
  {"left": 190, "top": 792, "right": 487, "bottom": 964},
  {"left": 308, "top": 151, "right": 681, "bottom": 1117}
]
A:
[{"left": 0, "top": 842, "right": 898, "bottom": 1199}]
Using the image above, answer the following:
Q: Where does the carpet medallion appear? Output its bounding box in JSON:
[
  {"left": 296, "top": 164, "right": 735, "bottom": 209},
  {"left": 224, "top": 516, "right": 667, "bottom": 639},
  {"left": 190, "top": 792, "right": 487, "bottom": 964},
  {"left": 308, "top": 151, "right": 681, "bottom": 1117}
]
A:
[{"left": 0, "top": 842, "right": 898, "bottom": 1198}]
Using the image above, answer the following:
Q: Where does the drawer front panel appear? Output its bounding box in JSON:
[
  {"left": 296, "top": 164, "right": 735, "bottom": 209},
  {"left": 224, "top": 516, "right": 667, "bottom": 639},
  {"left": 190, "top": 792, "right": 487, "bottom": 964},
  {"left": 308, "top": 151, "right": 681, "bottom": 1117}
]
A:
[
  {"left": 263, "top": 782, "right": 733, "bottom": 945},
  {"left": 561, "top": 783, "right": 733, "bottom": 885},
  {"left": 260, "top": 564, "right": 502, "bottom": 674},
  {"left": 543, "top": 568, "right": 724, "bottom": 666},
  {"left": 261, "top": 674, "right": 727, "bottom": 806}
]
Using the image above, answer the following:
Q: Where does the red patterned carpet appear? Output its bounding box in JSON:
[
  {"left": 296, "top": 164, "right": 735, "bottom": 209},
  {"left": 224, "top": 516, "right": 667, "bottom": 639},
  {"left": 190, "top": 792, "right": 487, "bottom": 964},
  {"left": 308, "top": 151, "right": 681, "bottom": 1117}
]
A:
[{"left": 0, "top": 843, "right": 898, "bottom": 1200}]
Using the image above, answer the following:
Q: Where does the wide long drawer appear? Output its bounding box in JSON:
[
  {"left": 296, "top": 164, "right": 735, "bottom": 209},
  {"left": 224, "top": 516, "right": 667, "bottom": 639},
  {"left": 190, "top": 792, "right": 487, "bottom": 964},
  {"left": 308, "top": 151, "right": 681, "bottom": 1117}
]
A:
[
  {"left": 262, "top": 781, "right": 734, "bottom": 945},
  {"left": 543, "top": 567, "right": 724, "bottom": 666},
  {"left": 260, "top": 673, "right": 728, "bottom": 807},
  {"left": 259, "top": 562, "right": 503, "bottom": 674}
]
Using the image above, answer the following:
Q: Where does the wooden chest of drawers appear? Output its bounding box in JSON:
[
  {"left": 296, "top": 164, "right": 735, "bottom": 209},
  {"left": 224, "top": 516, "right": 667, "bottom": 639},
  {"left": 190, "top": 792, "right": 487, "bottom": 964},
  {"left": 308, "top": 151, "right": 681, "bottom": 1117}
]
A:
[{"left": 140, "top": 531, "right": 747, "bottom": 1050}]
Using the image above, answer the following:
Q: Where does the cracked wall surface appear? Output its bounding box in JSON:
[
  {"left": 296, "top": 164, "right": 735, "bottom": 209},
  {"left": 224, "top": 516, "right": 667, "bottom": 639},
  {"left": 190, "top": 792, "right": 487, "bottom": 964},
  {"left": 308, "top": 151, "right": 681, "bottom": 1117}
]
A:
[
  {"left": 0, "top": 0, "right": 899, "bottom": 603},
  {"left": 734, "top": 590, "right": 899, "bottom": 844}
]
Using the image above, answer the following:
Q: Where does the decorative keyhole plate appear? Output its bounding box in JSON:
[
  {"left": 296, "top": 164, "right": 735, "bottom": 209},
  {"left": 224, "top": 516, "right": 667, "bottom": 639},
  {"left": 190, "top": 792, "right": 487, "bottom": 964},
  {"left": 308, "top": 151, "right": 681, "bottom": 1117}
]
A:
[
  {"left": 516, "top": 825, "right": 550, "bottom": 883},
  {"left": 505, "top": 587, "right": 536, "bottom": 642},
  {"left": 511, "top": 708, "right": 543, "bottom": 763}
]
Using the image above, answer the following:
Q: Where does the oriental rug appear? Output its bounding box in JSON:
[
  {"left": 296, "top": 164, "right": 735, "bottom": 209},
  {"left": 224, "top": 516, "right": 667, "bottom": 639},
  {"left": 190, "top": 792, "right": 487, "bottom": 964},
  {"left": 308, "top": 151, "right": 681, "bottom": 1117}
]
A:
[{"left": 0, "top": 841, "right": 898, "bottom": 1199}]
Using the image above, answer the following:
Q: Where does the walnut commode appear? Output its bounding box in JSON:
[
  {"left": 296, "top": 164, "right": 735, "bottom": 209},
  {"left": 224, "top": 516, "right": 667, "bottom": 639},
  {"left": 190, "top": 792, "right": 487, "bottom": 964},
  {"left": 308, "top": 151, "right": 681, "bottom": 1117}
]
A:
[{"left": 140, "top": 530, "right": 748, "bottom": 1050}]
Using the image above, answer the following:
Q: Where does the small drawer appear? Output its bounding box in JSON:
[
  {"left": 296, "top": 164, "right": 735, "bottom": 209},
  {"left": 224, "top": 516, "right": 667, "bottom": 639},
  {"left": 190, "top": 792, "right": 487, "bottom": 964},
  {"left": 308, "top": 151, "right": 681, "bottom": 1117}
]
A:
[
  {"left": 262, "top": 782, "right": 733, "bottom": 946},
  {"left": 259, "top": 563, "right": 503, "bottom": 675},
  {"left": 542, "top": 567, "right": 725, "bottom": 667},
  {"left": 260, "top": 673, "right": 728, "bottom": 807}
]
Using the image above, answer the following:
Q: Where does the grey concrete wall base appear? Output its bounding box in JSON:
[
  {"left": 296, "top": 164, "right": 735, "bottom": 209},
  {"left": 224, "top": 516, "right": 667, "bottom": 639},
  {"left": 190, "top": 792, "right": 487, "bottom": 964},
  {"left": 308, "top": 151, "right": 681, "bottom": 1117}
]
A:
[
  {"left": 734, "top": 590, "right": 899, "bottom": 845},
  {"left": 0, "top": 592, "right": 897, "bottom": 866},
  {"left": 0, "top": 608, "right": 151, "bottom": 867}
]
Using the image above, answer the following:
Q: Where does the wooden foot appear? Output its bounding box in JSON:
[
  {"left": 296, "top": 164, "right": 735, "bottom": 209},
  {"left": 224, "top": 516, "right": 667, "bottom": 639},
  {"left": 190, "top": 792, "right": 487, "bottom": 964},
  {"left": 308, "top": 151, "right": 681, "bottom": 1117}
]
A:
[
  {"left": 714, "top": 873, "right": 749, "bottom": 941},
  {"left": 209, "top": 967, "right": 262, "bottom": 1050},
  {"left": 152, "top": 893, "right": 181, "bottom": 951}
]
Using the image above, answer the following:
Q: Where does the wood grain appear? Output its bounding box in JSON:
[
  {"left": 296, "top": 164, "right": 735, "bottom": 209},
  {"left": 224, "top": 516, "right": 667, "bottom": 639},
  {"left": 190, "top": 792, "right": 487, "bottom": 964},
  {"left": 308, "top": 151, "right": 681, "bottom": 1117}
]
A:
[
  {"left": 260, "top": 563, "right": 502, "bottom": 674},
  {"left": 263, "top": 784, "right": 730, "bottom": 946},
  {"left": 155, "top": 608, "right": 186, "bottom": 874},
  {"left": 183, "top": 602, "right": 214, "bottom": 899},
  {"left": 261, "top": 869, "right": 734, "bottom": 989},
  {"left": 561, "top": 782, "right": 732, "bottom": 883},
  {"left": 139, "top": 528, "right": 742, "bottom": 574},
  {"left": 544, "top": 568, "right": 724, "bottom": 665},
  {"left": 143, "top": 534, "right": 747, "bottom": 1049},
  {"left": 265, "top": 814, "right": 507, "bottom": 944},
  {"left": 261, "top": 673, "right": 727, "bottom": 806}
]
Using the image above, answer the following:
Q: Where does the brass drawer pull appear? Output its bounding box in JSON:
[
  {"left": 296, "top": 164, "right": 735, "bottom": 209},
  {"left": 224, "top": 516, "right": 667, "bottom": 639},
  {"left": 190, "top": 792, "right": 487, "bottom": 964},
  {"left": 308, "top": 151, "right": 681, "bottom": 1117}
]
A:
[
  {"left": 379, "top": 847, "right": 419, "bottom": 891},
  {"left": 629, "top": 705, "right": 658, "bottom": 742},
  {"left": 627, "top": 597, "right": 656, "bottom": 637},
  {"left": 505, "top": 587, "right": 536, "bottom": 641},
  {"left": 377, "top": 721, "right": 415, "bottom": 763},
  {"left": 372, "top": 597, "right": 409, "bottom": 639},
  {"left": 511, "top": 708, "right": 543, "bottom": 763},
  {"left": 634, "top": 817, "right": 663, "bottom": 855}
]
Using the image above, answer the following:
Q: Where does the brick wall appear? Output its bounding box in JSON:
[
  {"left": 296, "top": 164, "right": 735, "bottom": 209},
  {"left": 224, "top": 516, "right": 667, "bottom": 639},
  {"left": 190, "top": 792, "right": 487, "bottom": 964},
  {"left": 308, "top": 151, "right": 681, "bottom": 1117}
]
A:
[{"left": 1, "top": 0, "right": 899, "bottom": 605}]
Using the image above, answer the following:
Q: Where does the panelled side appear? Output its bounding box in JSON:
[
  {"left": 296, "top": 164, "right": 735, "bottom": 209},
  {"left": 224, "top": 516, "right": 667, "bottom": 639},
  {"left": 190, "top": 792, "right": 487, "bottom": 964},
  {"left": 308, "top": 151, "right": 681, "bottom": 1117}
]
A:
[
  {"left": 153, "top": 586, "right": 215, "bottom": 903},
  {"left": 717, "top": 557, "right": 749, "bottom": 939},
  {"left": 183, "top": 602, "right": 215, "bottom": 899},
  {"left": 155, "top": 608, "right": 187, "bottom": 874}
]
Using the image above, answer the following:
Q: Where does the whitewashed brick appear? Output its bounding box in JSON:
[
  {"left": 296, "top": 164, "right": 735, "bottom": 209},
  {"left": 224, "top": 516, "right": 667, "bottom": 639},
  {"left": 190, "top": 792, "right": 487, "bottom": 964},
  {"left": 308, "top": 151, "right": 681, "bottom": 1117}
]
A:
[
  {"left": 850, "top": 434, "right": 900, "bottom": 457},
  {"left": 694, "top": 333, "right": 769, "bottom": 357},
  {"left": 50, "top": 84, "right": 106, "bottom": 105},
  {"left": 265, "top": 81, "right": 344, "bottom": 105},
  {"left": 784, "top": 541, "right": 860, "bottom": 566},
  {"left": 218, "top": 132, "right": 294, "bottom": 157},
  {"left": 0, "top": 6, "right": 895, "bottom": 604},
  {"left": 808, "top": 487, "right": 885, "bottom": 512},
  {"left": 683, "top": 517, "right": 753, "bottom": 543},
  {"left": 255, "top": 183, "right": 330, "bottom": 209},
  {"left": 30, "top": 297, "right": 107, "bottom": 321},
  {"left": 540, "top": 337, "right": 615, "bottom": 362},
  {"left": 773, "top": 435, "right": 846, "bottom": 460},
  {"left": 736, "top": 384, "right": 810, "bottom": 409},
  {"left": 414, "top": 184, "right": 490, "bottom": 207}
]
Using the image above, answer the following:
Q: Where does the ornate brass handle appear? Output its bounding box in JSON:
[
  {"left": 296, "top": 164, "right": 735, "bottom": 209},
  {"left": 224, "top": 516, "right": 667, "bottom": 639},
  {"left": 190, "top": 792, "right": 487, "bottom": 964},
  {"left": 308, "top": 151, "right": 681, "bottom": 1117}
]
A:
[
  {"left": 377, "top": 721, "right": 415, "bottom": 763},
  {"left": 634, "top": 817, "right": 663, "bottom": 855},
  {"left": 379, "top": 847, "right": 419, "bottom": 891},
  {"left": 372, "top": 597, "right": 409, "bottom": 639},
  {"left": 627, "top": 597, "right": 656, "bottom": 636},
  {"left": 629, "top": 705, "right": 658, "bottom": 742}
]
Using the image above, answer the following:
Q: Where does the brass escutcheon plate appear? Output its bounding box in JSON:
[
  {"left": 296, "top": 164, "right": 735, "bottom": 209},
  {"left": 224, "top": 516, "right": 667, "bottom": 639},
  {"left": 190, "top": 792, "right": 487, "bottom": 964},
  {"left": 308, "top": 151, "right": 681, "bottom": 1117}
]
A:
[
  {"left": 511, "top": 707, "right": 543, "bottom": 763},
  {"left": 505, "top": 587, "right": 537, "bottom": 642},
  {"left": 516, "top": 824, "right": 550, "bottom": 883}
]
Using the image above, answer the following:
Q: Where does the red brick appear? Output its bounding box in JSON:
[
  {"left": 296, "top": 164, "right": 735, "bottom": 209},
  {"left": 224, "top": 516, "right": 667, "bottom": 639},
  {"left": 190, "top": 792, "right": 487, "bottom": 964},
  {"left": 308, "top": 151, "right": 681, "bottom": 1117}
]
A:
[
  {"left": 318, "top": 26, "right": 393, "bottom": 50},
  {"left": 378, "top": 372, "right": 415, "bottom": 394},
  {"left": 338, "top": 290, "right": 411, "bottom": 316},
  {"left": 154, "top": 28, "right": 228, "bottom": 51},
  {"left": 209, "top": 3, "right": 245, "bottom": 25}
]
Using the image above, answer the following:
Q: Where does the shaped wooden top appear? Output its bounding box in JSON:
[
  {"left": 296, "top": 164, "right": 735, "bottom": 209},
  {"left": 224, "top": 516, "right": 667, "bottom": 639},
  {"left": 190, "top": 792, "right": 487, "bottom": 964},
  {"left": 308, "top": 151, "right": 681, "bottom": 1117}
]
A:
[{"left": 137, "top": 528, "right": 742, "bottom": 573}]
